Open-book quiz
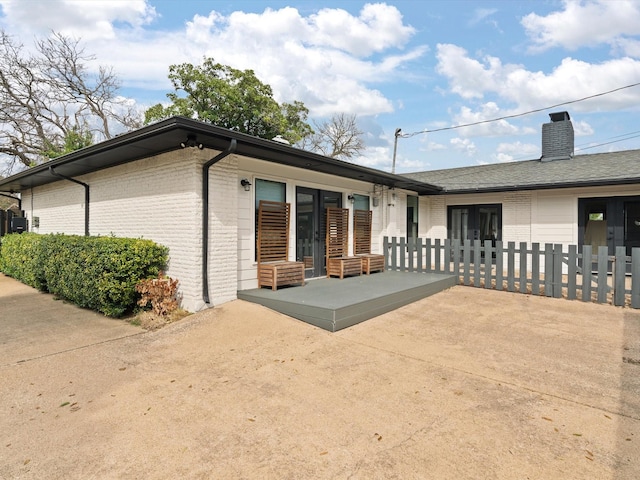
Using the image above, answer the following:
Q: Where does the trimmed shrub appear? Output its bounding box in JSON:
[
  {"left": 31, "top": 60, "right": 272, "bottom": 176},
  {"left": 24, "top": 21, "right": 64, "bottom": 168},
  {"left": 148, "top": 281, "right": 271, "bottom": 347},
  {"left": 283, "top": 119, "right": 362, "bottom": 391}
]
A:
[
  {"left": 0, "top": 233, "right": 169, "bottom": 317},
  {"left": 0, "top": 233, "right": 47, "bottom": 290}
]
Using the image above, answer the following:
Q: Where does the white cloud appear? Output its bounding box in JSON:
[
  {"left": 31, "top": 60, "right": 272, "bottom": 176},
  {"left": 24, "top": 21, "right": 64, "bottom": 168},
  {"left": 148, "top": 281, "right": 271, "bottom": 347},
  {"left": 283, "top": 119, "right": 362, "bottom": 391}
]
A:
[
  {"left": 452, "top": 103, "right": 520, "bottom": 137},
  {"left": 0, "top": 0, "right": 156, "bottom": 40},
  {"left": 573, "top": 120, "right": 594, "bottom": 137},
  {"left": 522, "top": 0, "right": 640, "bottom": 55},
  {"left": 436, "top": 43, "right": 640, "bottom": 115},
  {"left": 450, "top": 137, "right": 477, "bottom": 156},
  {"left": 0, "top": 2, "right": 426, "bottom": 117},
  {"left": 493, "top": 141, "right": 539, "bottom": 162}
]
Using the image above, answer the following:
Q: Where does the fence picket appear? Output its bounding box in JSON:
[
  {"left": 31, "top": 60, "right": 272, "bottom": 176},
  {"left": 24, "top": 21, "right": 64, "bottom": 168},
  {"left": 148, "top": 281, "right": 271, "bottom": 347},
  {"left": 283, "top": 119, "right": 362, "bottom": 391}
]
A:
[
  {"left": 567, "top": 245, "right": 577, "bottom": 300},
  {"left": 444, "top": 239, "right": 451, "bottom": 274},
  {"left": 597, "top": 246, "right": 608, "bottom": 304},
  {"left": 633, "top": 248, "right": 640, "bottom": 308},
  {"left": 495, "top": 241, "right": 503, "bottom": 291},
  {"left": 407, "top": 237, "right": 415, "bottom": 273},
  {"left": 519, "top": 242, "right": 528, "bottom": 294},
  {"left": 473, "top": 239, "right": 482, "bottom": 286},
  {"left": 484, "top": 240, "right": 492, "bottom": 289},
  {"left": 553, "top": 244, "right": 563, "bottom": 298},
  {"left": 614, "top": 246, "right": 626, "bottom": 306},
  {"left": 507, "top": 242, "right": 515, "bottom": 292},
  {"left": 531, "top": 243, "right": 540, "bottom": 295},
  {"left": 463, "top": 241, "right": 471, "bottom": 285},
  {"left": 582, "top": 245, "right": 592, "bottom": 302},
  {"left": 544, "top": 244, "right": 553, "bottom": 297},
  {"left": 416, "top": 237, "right": 423, "bottom": 273},
  {"left": 453, "top": 239, "right": 460, "bottom": 280}
]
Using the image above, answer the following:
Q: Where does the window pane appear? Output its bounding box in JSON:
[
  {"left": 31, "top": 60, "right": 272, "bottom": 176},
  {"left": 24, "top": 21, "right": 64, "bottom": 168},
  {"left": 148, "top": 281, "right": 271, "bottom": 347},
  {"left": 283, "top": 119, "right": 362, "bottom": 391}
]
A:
[
  {"left": 255, "top": 179, "right": 286, "bottom": 261},
  {"left": 407, "top": 195, "right": 418, "bottom": 239},
  {"left": 353, "top": 194, "right": 370, "bottom": 211},
  {"left": 255, "top": 178, "right": 285, "bottom": 208}
]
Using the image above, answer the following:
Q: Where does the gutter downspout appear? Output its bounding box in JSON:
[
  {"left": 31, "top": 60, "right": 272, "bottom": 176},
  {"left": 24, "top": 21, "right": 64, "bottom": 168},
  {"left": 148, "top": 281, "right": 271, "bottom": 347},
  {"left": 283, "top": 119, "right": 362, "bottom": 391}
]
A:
[
  {"left": 0, "top": 193, "right": 21, "bottom": 211},
  {"left": 49, "top": 166, "right": 90, "bottom": 236},
  {"left": 202, "top": 139, "right": 237, "bottom": 306}
]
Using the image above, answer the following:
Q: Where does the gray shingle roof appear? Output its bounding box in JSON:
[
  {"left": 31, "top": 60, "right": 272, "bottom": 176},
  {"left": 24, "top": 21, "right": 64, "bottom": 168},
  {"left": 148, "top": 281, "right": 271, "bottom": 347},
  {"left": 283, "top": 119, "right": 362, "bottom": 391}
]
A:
[{"left": 402, "top": 149, "right": 640, "bottom": 193}]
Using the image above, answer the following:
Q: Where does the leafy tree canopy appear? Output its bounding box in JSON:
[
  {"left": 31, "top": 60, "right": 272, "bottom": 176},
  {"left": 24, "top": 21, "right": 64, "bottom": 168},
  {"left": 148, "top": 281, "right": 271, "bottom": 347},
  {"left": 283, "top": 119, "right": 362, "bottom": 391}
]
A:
[{"left": 145, "top": 58, "right": 313, "bottom": 144}]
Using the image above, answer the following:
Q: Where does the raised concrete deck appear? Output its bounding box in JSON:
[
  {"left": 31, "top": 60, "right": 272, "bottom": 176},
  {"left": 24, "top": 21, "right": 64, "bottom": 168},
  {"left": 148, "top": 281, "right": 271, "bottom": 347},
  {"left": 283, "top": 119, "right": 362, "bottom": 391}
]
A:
[{"left": 237, "top": 270, "right": 457, "bottom": 332}]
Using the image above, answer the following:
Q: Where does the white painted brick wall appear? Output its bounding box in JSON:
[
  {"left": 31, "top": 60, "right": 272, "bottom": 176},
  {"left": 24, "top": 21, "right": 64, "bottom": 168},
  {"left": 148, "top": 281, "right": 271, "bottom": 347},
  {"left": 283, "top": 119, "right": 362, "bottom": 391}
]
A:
[
  {"left": 206, "top": 156, "right": 238, "bottom": 305},
  {"left": 502, "top": 191, "right": 532, "bottom": 244},
  {"left": 21, "top": 149, "right": 229, "bottom": 313}
]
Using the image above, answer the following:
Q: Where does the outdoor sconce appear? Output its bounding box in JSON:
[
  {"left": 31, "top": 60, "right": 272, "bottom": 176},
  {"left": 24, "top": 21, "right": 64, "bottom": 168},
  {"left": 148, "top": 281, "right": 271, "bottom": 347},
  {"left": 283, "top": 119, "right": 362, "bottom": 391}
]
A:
[
  {"left": 347, "top": 194, "right": 355, "bottom": 204},
  {"left": 240, "top": 178, "right": 252, "bottom": 191},
  {"left": 180, "top": 134, "right": 204, "bottom": 150}
]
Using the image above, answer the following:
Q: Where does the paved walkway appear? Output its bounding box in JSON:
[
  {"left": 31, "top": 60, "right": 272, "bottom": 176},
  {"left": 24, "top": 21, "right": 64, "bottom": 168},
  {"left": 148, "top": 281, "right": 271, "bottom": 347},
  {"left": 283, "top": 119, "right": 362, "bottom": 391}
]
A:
[{"left": 1, "top": 273, "right": 639, "bottom": 479}]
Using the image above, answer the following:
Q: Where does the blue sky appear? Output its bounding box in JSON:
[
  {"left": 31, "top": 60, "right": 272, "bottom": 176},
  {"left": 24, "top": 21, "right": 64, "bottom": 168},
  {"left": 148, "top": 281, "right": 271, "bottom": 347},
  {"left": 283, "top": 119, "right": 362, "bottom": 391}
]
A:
[{"left": 2, "top": 0, "right": 640, "bottom": 173}]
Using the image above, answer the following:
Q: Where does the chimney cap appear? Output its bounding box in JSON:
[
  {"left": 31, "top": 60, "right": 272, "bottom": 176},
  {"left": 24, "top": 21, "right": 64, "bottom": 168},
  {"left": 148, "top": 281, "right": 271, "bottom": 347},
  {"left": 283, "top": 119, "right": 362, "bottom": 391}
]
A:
[{"left": 549, "top": 111, "right": 570, "bottom": 122}]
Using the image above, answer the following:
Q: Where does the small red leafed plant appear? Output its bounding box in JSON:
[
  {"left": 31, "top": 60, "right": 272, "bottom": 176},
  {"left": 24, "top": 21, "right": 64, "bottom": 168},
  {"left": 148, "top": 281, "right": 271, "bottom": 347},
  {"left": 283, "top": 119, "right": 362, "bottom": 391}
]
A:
[{"left": 135, "top": 272, "right": 179, "bottom": 317}]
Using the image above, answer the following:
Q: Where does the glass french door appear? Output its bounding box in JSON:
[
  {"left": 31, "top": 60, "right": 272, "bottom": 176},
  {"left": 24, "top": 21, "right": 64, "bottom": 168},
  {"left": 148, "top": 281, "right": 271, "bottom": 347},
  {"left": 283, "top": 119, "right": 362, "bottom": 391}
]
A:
[
  {"left": 448, "top": 204, "right": 501, "bottom": 245},
  {"left": 579, "top": 196, "right": 640, "bottom": 255},
  {"left": 296, "top": 187, "right": 342, "bottom": 278}
]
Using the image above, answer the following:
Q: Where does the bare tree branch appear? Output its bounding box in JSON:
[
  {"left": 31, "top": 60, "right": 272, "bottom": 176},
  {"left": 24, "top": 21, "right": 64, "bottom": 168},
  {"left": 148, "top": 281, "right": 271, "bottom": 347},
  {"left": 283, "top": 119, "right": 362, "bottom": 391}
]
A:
[
  {"left": 298, "top": 113, "right": 365, "bottom": 160},
  {"left": 0, "top": 30, "right": 142, "bottom": 175}
]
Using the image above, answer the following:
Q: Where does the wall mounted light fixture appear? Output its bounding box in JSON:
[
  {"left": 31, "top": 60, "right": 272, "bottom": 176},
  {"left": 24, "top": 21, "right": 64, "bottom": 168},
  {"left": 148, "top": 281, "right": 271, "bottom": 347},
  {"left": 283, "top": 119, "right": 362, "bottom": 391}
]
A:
[
  {"left": 347, "top": 194, "right": 355, "bottom": 204},
  {"left": 240, "top": 178, "right": 252, "bottom": 191},
  {"left": 180, "top": 134, "right": 204, "bottom": 150}
]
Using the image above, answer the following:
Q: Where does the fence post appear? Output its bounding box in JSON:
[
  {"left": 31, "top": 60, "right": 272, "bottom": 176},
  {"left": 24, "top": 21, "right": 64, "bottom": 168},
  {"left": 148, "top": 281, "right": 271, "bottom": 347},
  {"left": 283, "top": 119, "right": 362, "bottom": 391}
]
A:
[
  {"left": 632, "top": 248, "right": 640, "bottom": 309},
  {"left": 544, "top": 243, "right": 553, "bottom": 297},
  {"left": 567, "top": 244, "right": 577, "bottom": 300},
  {"left": 495, "top": 241, "right": 503, "bottom": 291},
  {"left": 582, "top": 245, "right": 592, "bottom": 302},
  {"left": 531, "top": 243, "right": 540, "bottom": 295},
  {"left": 553, "top": 244, "right": 563, "bottom": 298},
  {"left": 507, "top": 242, "right": 516, "bottom": 292},
  {"left": 614, "top": 246, "right": 626, "bottom": 307}
]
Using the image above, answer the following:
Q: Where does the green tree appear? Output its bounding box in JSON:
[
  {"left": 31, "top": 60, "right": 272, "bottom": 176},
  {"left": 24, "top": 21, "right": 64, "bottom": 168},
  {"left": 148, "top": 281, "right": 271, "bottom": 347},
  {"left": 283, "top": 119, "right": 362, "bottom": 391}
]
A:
[
  {"left": 42, "top": 126, "right": 94, "bottom": 160},
  {"left": 145, "top": 58, "right": 312, "bottom": 144}
]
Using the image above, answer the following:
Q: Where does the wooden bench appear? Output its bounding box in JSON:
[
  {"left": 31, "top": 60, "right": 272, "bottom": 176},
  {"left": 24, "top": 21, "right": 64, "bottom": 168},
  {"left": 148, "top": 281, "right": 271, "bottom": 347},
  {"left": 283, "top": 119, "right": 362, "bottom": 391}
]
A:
[
  {"left": 326, "top": 207, "right": 362, "bottom": 279},
  {"left": 354, "top": 209, "right": 385, "bottom": 274},
  {"left": 257, "top": 200, "right": 305, "bottom": 290}
]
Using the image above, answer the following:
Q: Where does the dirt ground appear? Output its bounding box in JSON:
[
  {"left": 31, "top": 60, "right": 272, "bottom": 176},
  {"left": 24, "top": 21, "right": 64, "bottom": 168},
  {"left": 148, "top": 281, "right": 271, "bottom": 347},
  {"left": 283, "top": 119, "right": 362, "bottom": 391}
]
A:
[{"left": 1, "top": 274, "right": 639, "bottom": 479}]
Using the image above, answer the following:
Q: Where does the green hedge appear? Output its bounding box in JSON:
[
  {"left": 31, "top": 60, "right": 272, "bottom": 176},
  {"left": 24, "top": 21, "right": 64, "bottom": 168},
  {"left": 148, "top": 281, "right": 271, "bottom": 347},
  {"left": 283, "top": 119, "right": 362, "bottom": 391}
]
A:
[{"left": 0, "top": 233, "right": 169, "bottom": 317}]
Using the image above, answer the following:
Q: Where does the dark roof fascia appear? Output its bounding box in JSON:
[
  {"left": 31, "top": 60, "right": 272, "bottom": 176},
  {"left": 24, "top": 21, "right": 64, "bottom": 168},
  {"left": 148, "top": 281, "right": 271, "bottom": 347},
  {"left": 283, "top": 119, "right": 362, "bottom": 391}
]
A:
[
  {"left": 0, "top": 116, "right": 441, "bottom": 195},
  {"left": 437, "top": 177, "right": 640, "bottom": 195}
]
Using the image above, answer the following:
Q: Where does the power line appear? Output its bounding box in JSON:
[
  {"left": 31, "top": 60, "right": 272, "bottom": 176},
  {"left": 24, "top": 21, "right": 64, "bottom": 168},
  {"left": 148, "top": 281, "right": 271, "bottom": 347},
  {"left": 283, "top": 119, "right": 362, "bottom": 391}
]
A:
[{"left": 400, "top": 82, "right": 640, "bottom": 138}]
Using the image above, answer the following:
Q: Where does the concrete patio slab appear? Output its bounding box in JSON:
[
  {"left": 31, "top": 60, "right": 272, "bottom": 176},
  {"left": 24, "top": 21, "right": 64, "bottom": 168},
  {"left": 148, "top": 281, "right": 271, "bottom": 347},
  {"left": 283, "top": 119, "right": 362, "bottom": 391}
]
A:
[{"left": 1, "top": 273, "right": 639, "bottom": 479}]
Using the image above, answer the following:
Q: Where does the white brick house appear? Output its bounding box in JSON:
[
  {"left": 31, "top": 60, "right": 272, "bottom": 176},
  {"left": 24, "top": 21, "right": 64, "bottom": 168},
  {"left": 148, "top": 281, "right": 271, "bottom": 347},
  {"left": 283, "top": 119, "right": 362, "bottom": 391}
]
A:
[
  {"left": 0, "top": 117, "right": 438, "bottom": 312},
  {"left": 2, "top": 113, "right": 640, "bottom": 311}
]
